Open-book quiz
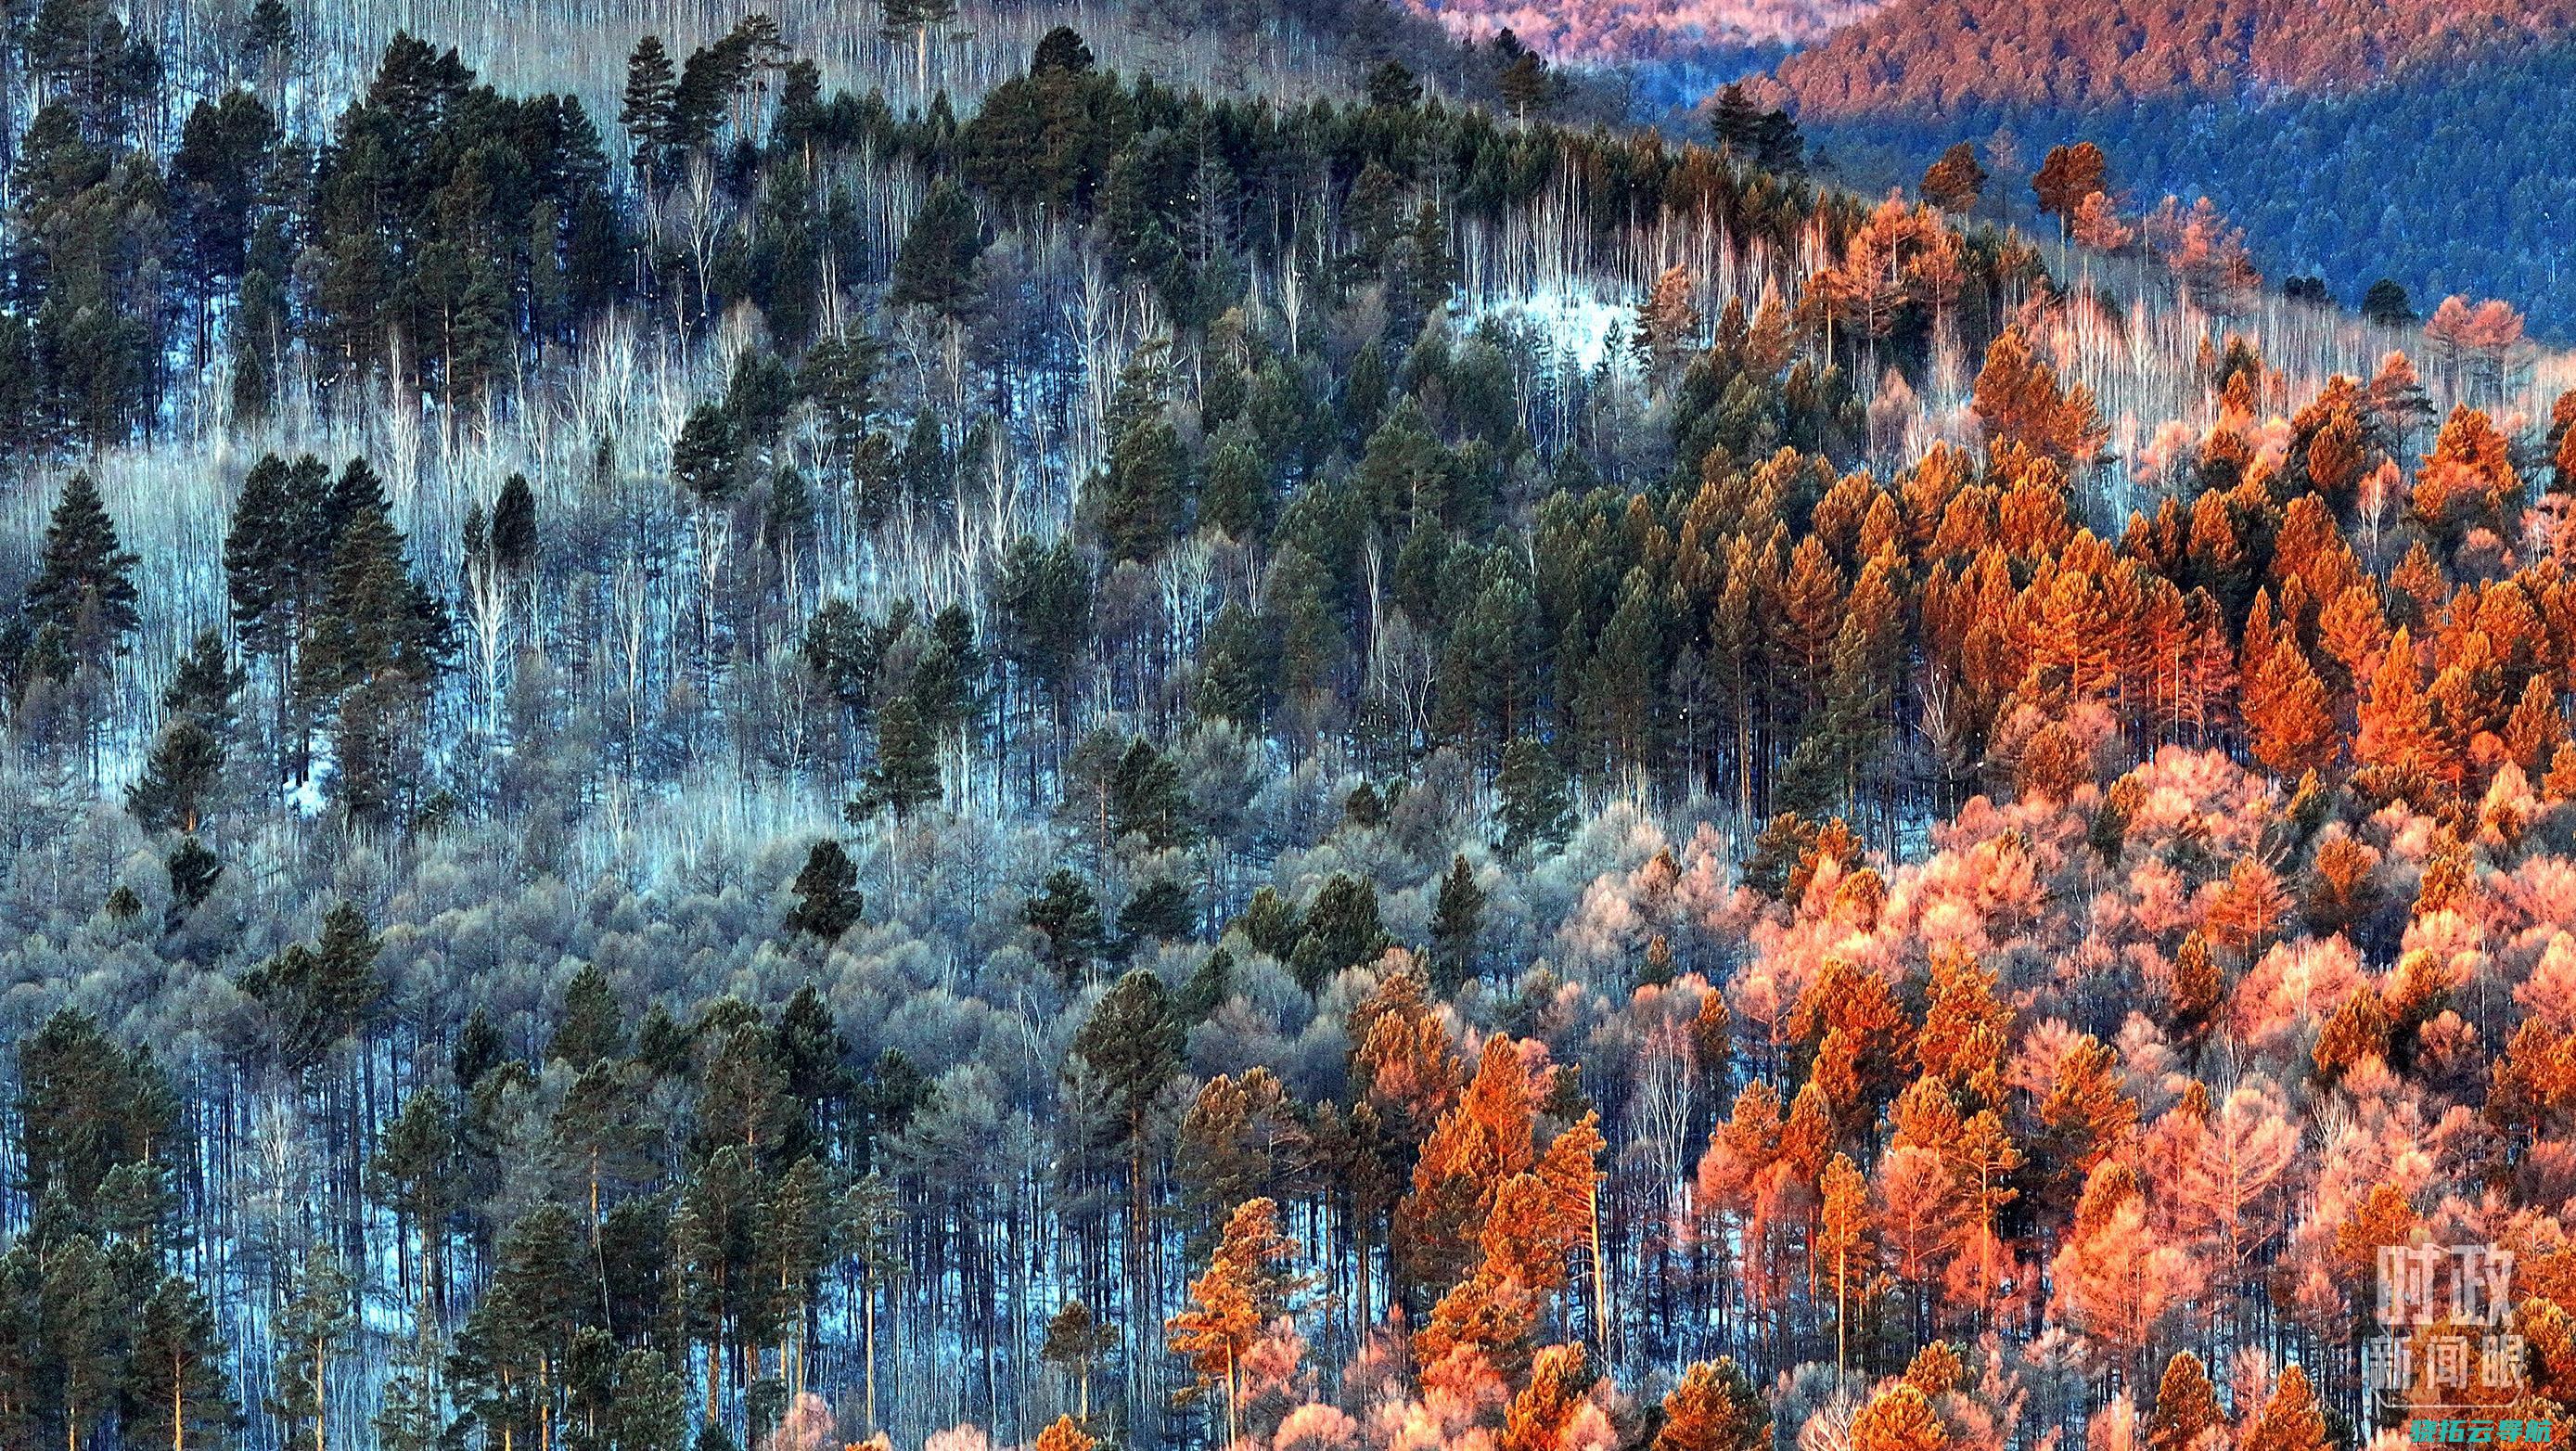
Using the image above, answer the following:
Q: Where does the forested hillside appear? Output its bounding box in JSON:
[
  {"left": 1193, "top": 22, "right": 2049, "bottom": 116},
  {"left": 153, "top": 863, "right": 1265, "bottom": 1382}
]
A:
[
  {"left": 5, "top": 3, "right": 2576, "bottom": 1451},
  {"left": 1766, "top": 0, "right": 2576, "bottom": 330}
]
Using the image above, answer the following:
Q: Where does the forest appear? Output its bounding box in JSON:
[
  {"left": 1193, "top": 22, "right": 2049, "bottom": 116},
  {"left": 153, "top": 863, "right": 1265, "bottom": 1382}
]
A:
[
  {"left": 3, "top": 2, "right": 2576, "bottom": 1451},
  {"left": 1762, "top": 0, "right": 2576, "bottom": 330}
]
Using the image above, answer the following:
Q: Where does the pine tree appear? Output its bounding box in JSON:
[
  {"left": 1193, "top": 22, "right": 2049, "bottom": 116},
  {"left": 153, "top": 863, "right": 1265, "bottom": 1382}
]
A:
[
  {"left": 2031, "top": 142, "right": 2108, "bottom": 230},
  {"left": 124, "top": 1275, "right": 237, "bottom": 1451},
  {"left": 785, "top": 839, "right": 865, "bottom": 942},
  {"left": 1287, "top": 874, "right": 1388, "bottom": 991},
  {"left": 1920, "top": 142, "right": 1988, "bottom": 212},
  {"left": 849, "top": 694, "right": 942, "bottom": 822},
  {"left": 1657, "top": 1360, "right": 1770, "bottom": 1451},
  {"left": 1497, "top": 735, "right": 1570, "bottom": 855},
  {"left": 1041, "top": 1301, "right": 1116, "bottom": 1421},
  {"left": 164, "top": 837, "right": 222, "bottom": 932},
  {"left": 239, "top": 902, "right": 383, "bottom": 1074},
  {"left": 1851, "top": 1384, "right": 1947, "bottom": 1451},
  {"left": 1118, "top": 877, "right": 1195, "bottom": 952},
  {"left": 43, "top": 1234, "right": 124, "bottom": 1451},
  {"left": 1025, "top": 870, "right": 1107, "bottom": 982},
  {"left": 1167, "top": 1198, "right": 1296, "bottom": 1451},
  {"left": 128, "top": 719, "right": 225, "bottom": 834},
  {"left": 550, "top": 962, "right": 627, "bottom": 1068},
  {"left": 1428, "top": 854, "right": 1485, "bottom": 995},
  {"left": 620, "top": 36, "right": 678, "bottom": 181},
  {"left": 2240, "top": 1364, "right": 2326, "bottom": 1451},
  {"left": 1094, "top": 359, "right": 1185, "bottom": 562},
  {"left": 1819, "top": 1150, "right": 1876, "bottom": 1376},
  {"left": 489, "top": 473, "right": 537, "bottom": 574},
  {"left": 270, "top": 1250, "right": 353, "bottom": 1451},
  {"left": 18, "top": 1008, "right": 177, "bottom": 1218},
  {"left": 25, "top": 472, "right": 141, "bottom": 653},
  {"left": 1072, "top": 969, "right": 1185, "bottom": 1287},
  {"left": 162, "top": 630, "right": 242, "bottom": 735},
  {"left": 2146, "top": 1352, "right": 2224, "bottom": 1451},
  {"left": 890, "top": 181, "right": 985, "bottom": 321}
]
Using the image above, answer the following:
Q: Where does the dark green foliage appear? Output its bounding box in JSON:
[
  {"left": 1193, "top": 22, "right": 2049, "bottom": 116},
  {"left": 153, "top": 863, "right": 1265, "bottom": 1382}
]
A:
[
  {"left": 125, "top": 1276, "right": 237, "bottom": 1451},
  {"left": 239, "top": 903, "right": 384, "bottom": 1073},
  {"left": 889, "top": 180, "right": 986, "bottom": 320},
  {"left": 1117, "top": 876, "right": 1195, "bottom": 952},
  {"left": 164, "top": 836, "right": 222, "bottom": 931},
  {"left": 1070, "top": 969, "right": 1184, "bottom": 1146},
  {"left": 786, "top": 839, "right": 865, "bottom": 942},
  {"left": 24, "top": 473, "right": 139, "bottom": 655},
  {"left": 489, "top": 473, "right": 538, "bottom": 573},
  {"left": 1496, "top": 735, "right": 1570, "bottom": 854},
  {"left": 551, "top": 962, "right": 627, "bottom": 1068},
  {"left": 1429, "top": 853, "right": 1485, "bottom": 994},
  {"left": 673, "top": 404, "right": 744, "bottom": 504},
  {"left": 1287, "top": 873, "right": 1389, "bottom": 990},
  {"left": 1176, "top": 945, "right": 1235, "bottom": 1021},
  {"left": 2364, "top": 277, "right": 2416, "bottom": 327},
  {"left": 1026, "top": 869, "right": 1108, "bottom": 982},
  {"left": 849, "top": 694, "right": 942, "bottom": 821},
  {"left": 127, "top": 719, "right": 224, "bottom": 834},
  {"left": 18, "top": 1008, "right": 177, "bottom": 1220}
]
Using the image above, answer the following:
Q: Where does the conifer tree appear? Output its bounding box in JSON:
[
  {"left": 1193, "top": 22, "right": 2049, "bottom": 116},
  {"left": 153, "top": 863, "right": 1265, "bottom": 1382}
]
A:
[
  {"left": 550, "top": 962, "right": 627, "bottom": 1069},
  {"left": 890, "top": 181, "right": 985, "bottom": 321},
  {"left": 1497, "top": 736, "right": 1570, "bottom": 855},
  {"left": 128, "top": 718, "right": 225, "bottom": 834},
  {"left": 850, "top": 694, "right": 942, "bottom": 822},
  {"left": 1026, "top": 870, "right": 1107, "bottom": 982},
  {"left": 270, "top": 1250, "right": 353, "bottom": 1451},
  {"left": 1042, "top": 1300, "right": 1116, "bottom": 1421},
  {"left": 1428, "top": 854, "right": 1485, "bottom": 995},
  {"left": 24, "top": 472, "right": 140, "bottom": 650},
  {"left": 785, "top": 839, "right": 865, "bottom": 942},
  {"left": 164, "top": 837, "right": 223, "bottom": 933},
  {"left": 2146, "top": 1352, "right": 2224, "bottom": 1451},
  {"left": 1287, "top": 875, "right": 1389, "bottom": 991},
  {"left": 619, "top": 36, "right": 677, "bottom": 181},
  {"left": 1656, "top": 1359, "right": 1770, "bottom": 1451},
  {"left": 125, "top": 1275, "right": 237, "bottom": 1451},
  {"left": 1167, "top": 1198, "right": 1295, "bottom": 1451},
  {"left": 1850, "top": 1383, "right": 1947, "bottom": 1451}
]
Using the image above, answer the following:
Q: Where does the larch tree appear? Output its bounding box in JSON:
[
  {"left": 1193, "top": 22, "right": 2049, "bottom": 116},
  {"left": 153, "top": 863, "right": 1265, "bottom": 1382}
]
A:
[{"left": 1168, "top": 1198, "right": 1297, "bottom": 1451}]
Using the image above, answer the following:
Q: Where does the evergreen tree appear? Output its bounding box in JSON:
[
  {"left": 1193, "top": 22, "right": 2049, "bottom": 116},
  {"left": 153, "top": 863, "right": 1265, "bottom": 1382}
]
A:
[
  {"left": 849, "top": 694, "right": 942, "bottom": 822},
  {"left": 1094, "top": 358, "right": 1185, "bottom": 561},
  {"left": 1025, "top": 869, "right": 1108, "bottom": 982},
  {"left": 128, "top": 719, "right": 225, "bottom": 834},
  {"left": 1496, "top": 736, "right": 1570, "bottom": 855},
  {"left": 1287, "top": 874, "right": 1388, "bottom": 990},
  {"left": 1428, "top": 854, "right": 1485, "bottom": 994},
  {"left": 620, "top": 36, "right": 678, "bottom": 181},
  {"left": 1117, "top": 876, "right": 1195, "bottom": 953},
  {"left": 164, "top": 836, "right": 223, "bottom": 932},
  {"left": 785, "top": 839, "right": 865, "bottom": 942},
  {"left": 123, "top": 1276, "right": 237, "bottom": 1451},
  {"left": 550, "top": 962, "right": 627, "bottom": 1069},
  {"left": 269, "top": 1250, "right": 353, "bottom": 1451},
  {"left": 489, "top": 473, "right": 538, "bottom": 574},
  {"left": 239, "top": 902, "right": 384, "bottom": 1074},
  {"left": 24, "top": 472, "right": 140, "bottom": 653},
  {"left": 890, "top": 181, "right": 986, "bottom": 321}
]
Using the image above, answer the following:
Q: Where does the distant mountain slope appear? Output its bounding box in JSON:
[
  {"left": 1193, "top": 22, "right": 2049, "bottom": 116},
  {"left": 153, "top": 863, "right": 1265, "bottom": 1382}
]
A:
[
  {"left": 1773, "top": 0, "right": 2576, "bottom": 116},
  {"left": 1761, "top": 0, "right": 2576, "bottom": 333},
  {"left": 1400, "top": 0, "right": 1885, "bottom": 64}
]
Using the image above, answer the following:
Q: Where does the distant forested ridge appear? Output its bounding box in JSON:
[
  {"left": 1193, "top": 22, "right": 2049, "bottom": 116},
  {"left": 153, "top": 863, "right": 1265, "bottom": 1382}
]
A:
[
  {"left": 1764, "top": 0, "right": 2576, "bottom": 329},
  {"left": 4, "top": 4, "right": 2576, "bottom": 1451}
]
